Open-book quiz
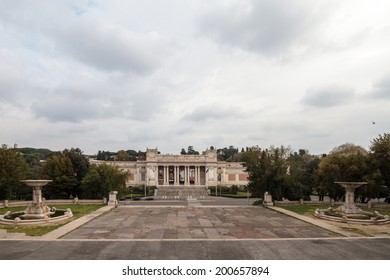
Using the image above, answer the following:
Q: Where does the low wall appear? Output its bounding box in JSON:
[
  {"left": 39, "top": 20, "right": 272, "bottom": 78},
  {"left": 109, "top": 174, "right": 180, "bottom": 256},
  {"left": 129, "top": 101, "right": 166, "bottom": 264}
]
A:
[
  {"left": 274, "top": 200, "right": 390, "bottom": 209},
  {"left": 0, "top": 199, "right": 104, "bottom": 209}
]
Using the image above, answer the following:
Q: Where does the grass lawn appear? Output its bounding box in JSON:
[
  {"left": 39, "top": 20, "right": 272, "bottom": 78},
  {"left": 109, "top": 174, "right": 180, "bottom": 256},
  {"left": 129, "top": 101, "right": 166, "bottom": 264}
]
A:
[
  {"left": 0, "top": 204, "right": 104, "bottom": 236},
  {"left": 209, "top": 192, "right": 252, "bottom": 198},
  {"left": 277, "top": 204, "right": 328, "bottom": 216}
]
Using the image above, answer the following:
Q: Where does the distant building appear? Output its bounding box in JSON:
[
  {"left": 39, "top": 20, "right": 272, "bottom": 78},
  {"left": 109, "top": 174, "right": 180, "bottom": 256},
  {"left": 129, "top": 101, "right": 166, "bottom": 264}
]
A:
[{"left": 90, "top": 148, "right": 248, "bottom": 199}]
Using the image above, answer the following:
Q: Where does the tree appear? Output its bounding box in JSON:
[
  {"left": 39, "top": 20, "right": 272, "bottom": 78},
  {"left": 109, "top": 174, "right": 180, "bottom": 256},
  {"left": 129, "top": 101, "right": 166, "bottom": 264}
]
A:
[
  {"left": 217, "top": 146, "right": 239, "bottom": 161},
  {"left": 116, "top": 150, "right": 130, "bottom": 161},
  {"left": 284, "top": 151, "right": 318, "bottom": 200},
  {"left": 246, "top": 146, "right": 318, "bottom": 201},
  {"left": 0, "top": 145, "right": 27, "bottom": 200},
  {"left": 63, "top": 148, "right": 90, "bottom": 197},
  {"left": 315, "top": 143, "right": 381, "bottom": 202},
  {"left": 370, "top": 133, "right": 390, "bottom": 188},
  {"left": 187, "top": 146, "right": 199, "bottom": 155},
  {"left": 82, "top": 163, "right": 128, "bottom": 199},
  {"left": 41, "top": 153, "right": 78, "bottom": 199},
  {"left": 97, "top": 150, "right": 116, "bottom": 161},
  {"left": 246, "top": 146, "right": 290, "bottom": 200}
]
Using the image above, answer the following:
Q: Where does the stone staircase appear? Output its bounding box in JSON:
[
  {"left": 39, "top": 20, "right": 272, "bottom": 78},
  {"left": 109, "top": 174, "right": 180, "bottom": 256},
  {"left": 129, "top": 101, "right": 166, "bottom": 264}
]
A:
[{"left": 155, "top": 186, "right": 209, "bottom": 200}]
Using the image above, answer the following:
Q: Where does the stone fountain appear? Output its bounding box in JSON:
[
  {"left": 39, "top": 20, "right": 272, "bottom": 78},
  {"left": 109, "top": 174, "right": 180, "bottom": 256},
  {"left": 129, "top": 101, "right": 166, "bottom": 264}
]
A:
[
  {"left": 315, "top": 181, "right": 389, "bottom": 224},
  {"left": 21, "top": 180, "right": 53, "bottom": 219},
  {"left": 0, "top": 180, "right": 73, "bottom": 225}
]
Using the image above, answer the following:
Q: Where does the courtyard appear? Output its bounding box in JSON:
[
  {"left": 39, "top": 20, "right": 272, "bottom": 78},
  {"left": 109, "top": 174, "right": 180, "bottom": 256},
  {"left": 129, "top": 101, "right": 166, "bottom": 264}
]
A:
[{"left": 62, "top": 205, "right": 335, "bottom": 240}]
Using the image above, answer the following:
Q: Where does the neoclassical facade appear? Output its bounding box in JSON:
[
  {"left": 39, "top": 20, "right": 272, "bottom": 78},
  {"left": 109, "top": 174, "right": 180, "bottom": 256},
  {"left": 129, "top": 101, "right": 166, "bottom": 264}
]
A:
[{"left": 91, "top": 148, "right": 249, "bottom": 189}]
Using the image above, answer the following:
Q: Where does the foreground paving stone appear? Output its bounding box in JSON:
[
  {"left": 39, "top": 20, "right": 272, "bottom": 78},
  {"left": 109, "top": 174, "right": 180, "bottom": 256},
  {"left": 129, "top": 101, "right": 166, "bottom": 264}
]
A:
[{"left": 61, "top": 206, "right": 336, "bottom": 240}]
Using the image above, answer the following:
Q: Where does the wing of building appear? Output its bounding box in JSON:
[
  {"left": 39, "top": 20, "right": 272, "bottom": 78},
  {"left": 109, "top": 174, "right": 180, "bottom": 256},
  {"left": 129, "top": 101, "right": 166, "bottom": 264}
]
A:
[{"left": 90, "top": 148, "right": 249, "bottom": 199}]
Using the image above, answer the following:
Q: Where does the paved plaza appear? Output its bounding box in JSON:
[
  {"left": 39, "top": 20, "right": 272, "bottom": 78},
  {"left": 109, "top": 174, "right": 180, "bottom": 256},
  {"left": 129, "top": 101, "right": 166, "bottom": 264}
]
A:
[
  {"left": 62, "top": 205, "right": 335, "bottom": 240},
  {"left": 1, "top": 198, "right": 390, "bottom": 259}
]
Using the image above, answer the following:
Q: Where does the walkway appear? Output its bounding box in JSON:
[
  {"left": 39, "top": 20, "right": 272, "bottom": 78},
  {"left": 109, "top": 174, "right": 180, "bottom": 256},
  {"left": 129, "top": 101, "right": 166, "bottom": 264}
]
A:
[{"left": 0, "top": 198, "right": 389, "bottom": 259}]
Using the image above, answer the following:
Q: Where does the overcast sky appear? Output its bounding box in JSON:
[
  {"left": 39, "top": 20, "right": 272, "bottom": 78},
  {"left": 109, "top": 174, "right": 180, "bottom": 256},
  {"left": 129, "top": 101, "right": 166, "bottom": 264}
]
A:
[{"left": 1, "top": 0, "right": 389, "bottom": 155}]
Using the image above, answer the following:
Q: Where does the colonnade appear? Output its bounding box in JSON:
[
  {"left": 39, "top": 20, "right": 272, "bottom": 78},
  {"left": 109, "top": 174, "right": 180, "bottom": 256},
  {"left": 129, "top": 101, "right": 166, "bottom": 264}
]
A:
[{"left": 159, "top": 165, "right": 205, "bottom": 186}]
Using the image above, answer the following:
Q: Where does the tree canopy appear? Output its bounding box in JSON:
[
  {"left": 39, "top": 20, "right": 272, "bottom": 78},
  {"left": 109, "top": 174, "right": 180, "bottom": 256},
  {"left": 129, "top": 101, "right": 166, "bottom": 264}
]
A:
[{"left": 0, "top": 145, "right": 27, "bottom": 200}]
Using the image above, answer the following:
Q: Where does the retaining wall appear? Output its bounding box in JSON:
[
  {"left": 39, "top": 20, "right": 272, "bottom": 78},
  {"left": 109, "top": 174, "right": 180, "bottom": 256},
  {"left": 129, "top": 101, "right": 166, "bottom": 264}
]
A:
[{"left": 0, "top": 199, "right": 104, "bottom": 209}]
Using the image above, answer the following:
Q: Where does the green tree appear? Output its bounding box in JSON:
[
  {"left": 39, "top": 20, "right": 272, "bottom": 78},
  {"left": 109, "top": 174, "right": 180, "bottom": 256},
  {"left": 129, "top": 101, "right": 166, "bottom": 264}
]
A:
[
  {"left": 187, "top": 146, "right": 199, "bottom": 155},
  {"left": 246, "top": 146, "right": 318, "bottom": 201},
  {"left": 370, "top": 133, "right": 390, "bottom": 188},
  {"left": 246, "top": 146, "right": 290, "bottom": 200},
  {"left": 82, "top": 163, "right": 128, "bottom": 199},
  {"left": 96, "top": 150, "right": 115, "bottom": 161},
  {"left": 315, "top": 143, "right": 381, "bottom": 202},
  {"left": 284, "top": 150, "right": 318, "bottom": 200},
  {"left": 116, "top": 150, "right": 130, "bottom": 161},
  {"left": 63, "top": 148, "right": 90, "bottom": 197},
  {"left": 41, "top": 153, "right": 78, "bottom": 199},
  {"left": 217, "top": 146, "right": 239, "bottom": 161},
  {"left": 0, "top": 145, "right": 28, "bottom": 200}
]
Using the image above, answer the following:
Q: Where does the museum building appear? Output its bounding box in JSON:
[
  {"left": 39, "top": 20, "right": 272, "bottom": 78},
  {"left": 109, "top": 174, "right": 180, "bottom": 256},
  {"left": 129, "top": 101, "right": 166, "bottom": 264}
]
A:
[{"left": 91, "top": 148, "right": 249, "bottom": 199}]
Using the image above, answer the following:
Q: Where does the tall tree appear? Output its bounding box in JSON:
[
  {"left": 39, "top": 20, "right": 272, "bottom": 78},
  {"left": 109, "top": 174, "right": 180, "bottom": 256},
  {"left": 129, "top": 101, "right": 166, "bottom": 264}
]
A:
[
  {"left": 315, "top": 143, "right": 381, "bottom": 201},
  {"left": 116, "top": 150, "right": 130, "bottom": 161},
  {"left": 41, "top": 153, "right": 78, "bottom": 199},
  {"left": 0, "top": 145, "right": 27, "bottom": 200},
  {"left": 82, "top": 163, "right": 128, "bottom": 199},
  {"left": 63, "top": 148, "right": 90, "bottom": 197},
  {"left": 370, "top": 133, "right": 390, "bottom": 188}
]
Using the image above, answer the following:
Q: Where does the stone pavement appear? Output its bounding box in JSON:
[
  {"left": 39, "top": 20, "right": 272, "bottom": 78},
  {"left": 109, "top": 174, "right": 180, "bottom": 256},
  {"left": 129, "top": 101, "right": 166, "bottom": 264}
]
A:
[
  {"left": 1, "top": 238, "right": 390, "bottom": 259},
  {"left": 61, "top": 206, "right": 336, "bottom": 240},
  {"left": 41, "top": 205, "right": 114, "bottom": 240},
  {"left": 1, "top": 198, "right": 390, "bottom": 259}
]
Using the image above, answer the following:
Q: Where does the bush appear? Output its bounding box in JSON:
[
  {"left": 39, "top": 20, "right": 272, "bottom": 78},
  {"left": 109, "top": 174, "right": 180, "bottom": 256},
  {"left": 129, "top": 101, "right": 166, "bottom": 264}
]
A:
[{"left": 252, "top": 199, "right": 263, "bottom": 206}]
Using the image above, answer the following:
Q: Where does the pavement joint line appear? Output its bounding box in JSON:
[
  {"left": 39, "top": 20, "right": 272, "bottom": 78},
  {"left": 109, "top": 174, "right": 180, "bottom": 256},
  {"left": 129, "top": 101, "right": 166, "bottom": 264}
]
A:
[
  {"left": 120, "top": 205, "right": 256, "bottom": 208},
  {"left": 1, "top": 236, "right": 388, "bottom": 242}
]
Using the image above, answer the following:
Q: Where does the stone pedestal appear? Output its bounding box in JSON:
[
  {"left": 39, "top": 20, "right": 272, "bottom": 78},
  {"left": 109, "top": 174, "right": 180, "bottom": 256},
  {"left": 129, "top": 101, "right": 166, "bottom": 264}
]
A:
[
  {"left": 263, "top": 192, "right": 273, "bottom": 207},
  {"left": 108, "top": 191, "right": 118, "bottom": 206},
  {"left": 335, "top": 182, "right": 367, "bottom": 214}
]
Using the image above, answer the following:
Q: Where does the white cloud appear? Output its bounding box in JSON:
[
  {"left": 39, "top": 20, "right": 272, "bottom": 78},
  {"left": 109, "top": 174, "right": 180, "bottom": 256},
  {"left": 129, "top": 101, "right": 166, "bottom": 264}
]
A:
[
  {"left": 52, "top": 16, "right": 171, "bottom": 74},
  {"left": 198, "top": 0, "right": 332, "bottom": 58},
  {"left": 369, "top": 75, "right": 390, "bottom": 100},
  {"left": 1, "top": 0, "right": 390, "bottom": 155},
  {"left": 302, "top": 85, "right": 355, "bottom": 108}
]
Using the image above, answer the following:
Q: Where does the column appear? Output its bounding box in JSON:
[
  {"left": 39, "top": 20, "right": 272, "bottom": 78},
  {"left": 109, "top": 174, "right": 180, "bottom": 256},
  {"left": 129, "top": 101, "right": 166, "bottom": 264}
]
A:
[
  {"left": 186, "top": 166, "right": 189, "bottom": 186},
  {"left": 165, "top": 166, "right": 168, "bottom": 185},
  {"left": 175, "top": 166, "right": 179, "bottom": 185},
  {"left": 194, "top": 167, "right": 197, "bottom": 185}
]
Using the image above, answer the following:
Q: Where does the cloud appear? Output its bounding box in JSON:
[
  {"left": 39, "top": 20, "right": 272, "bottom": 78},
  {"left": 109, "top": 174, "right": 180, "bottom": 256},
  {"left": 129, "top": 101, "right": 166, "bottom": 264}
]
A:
[
  {"left": 198, "top": 0, "right": 325, "bottom": 57},
  {"left": 369, "top": 75, "right": 390, "bottom": 99},
  {"left": 183, "top": 105, "right": 242, "bottom": 122},
  {"left": 51, "top": 16, "right": 171, "bottom": 74},
  {"left": 301, "top": 85, "right": 355, "bottom": 108},
  {"left": 0, "top": 49, "right": 28, "bottom": 104},
  {"left": 30, "top": 74, "right": 170, "bottom": 123},
  {"left": 31, "top": 91, "right": 101, "bottom": 123}
]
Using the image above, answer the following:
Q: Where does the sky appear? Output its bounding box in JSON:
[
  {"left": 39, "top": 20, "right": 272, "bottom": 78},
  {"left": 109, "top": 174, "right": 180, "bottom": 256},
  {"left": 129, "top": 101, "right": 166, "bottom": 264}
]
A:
[{"left": 1, "top": 0, "right": 389, "bottom": 155}]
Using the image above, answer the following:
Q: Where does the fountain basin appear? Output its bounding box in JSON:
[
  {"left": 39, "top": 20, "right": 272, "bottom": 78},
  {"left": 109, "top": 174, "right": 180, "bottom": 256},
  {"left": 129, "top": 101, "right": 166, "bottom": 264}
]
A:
[
  {"left": 0, "top": 180, "right": 73, "bottom": 226},
  {"left": 0, "top": 208, "right": 73, "bottom": 225},
  {"left": 314, "top": 182, "right": 390, "bottom": 224},
  {"left": 314, "top": 207, "right": 389, "bottom": 224}
]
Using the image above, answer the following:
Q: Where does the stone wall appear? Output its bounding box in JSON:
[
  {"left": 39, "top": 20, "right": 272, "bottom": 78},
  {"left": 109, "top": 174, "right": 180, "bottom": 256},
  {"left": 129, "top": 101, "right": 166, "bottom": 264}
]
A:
[{"left": 0, "top": 199, "right": 104, "bottom": 209}]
